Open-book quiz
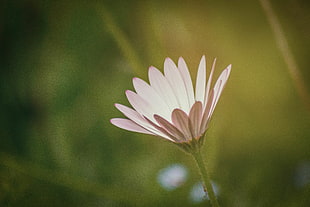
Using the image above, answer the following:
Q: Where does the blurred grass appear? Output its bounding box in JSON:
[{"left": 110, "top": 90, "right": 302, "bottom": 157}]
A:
[
  {"left": 0, "top": 152, "right": 142, "bottom": 205},
  {"left": 0, "top": 0, "right": 310, "bottom": 206}
]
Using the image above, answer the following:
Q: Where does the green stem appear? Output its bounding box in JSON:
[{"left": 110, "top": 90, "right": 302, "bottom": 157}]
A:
[{"left": 191, "top": 150, "right": 220, "bottom": 207}]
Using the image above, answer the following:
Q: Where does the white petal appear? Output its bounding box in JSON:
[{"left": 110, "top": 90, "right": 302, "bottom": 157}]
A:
[
  {"left": 110, "top": 118, "right": 154, "bottom": 135},
  {"left": 133, "top": 77, "right": 170, "bottom": 120},
  {"left": 178, "top": 57, "right": 195, "bottom": 107},
  {"left": 204, "top": 58, "right": 216, "bottom": 107},
  {"left": 148, "top": 66, "right": 179, "bottom": 112},
  {"left": 171, "top": 109, "right": 192, "bottom": 140},
  {"left": 164, "top": 58, "right": 190, "bottom": 112},
  {"left": 125, "top": 90, "right": 156, "bottom": 122},
  {"left": 200, "top": 89, "right": 215, "bottom": 134},
  {"left": 115, "top": 103, "right": 149, "bottom": 126},
  {"left": 200, "top": 65, "right": 231, "bottom": 134},
  {"left": 195, "top": 55, "right": 206, "bottom": 103},
  {"left": 209, "top": 80, "right": 222, "bottom": 120},
  {"left": 188, "top": 101, "right": 203, "bottom": 138},
  {"left": 115, "top": 104, "right": 157, "bottom": 134},
  {"left": 209, "top": 65, "right": 231, "bottom": 117},
  {"left": 144, "top": 116, "right": 178, "bottom": 142},
  {"left": 115, "top": 103, "right": 166, "bottom": 137}
]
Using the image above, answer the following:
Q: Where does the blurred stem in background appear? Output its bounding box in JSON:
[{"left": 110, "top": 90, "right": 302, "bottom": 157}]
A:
[
  {"left": 97, "top": 3, "right": 145, "bottom": 75},
  {"left": 259, "top": 0, "right": 310, "bottom": 111}
]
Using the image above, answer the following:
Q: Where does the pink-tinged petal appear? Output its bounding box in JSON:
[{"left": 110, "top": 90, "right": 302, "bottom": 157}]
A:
[
  {"left": 154, "top": 114, "right": 186, "bottom": 142},
  {"left": 200, "top": 88, "right": 215, "bottom": 134},
  {"left": 125, "top": 90, "right": 155, "bottom": 121},
  {"left": 148, "top": 66, "right": 179, "bottom": 112},
  {"left": 115, "top": 104, "right": 173, "bottom": 140},
  {"left": 110, "top": 118, "right": 154, "bottom": 135},
  {"left": 209, "top": 65, "right": 231, "bottom": 117},
  {"left": 195, "top": 55, "right": 206, "bottom": 103},
  {"left": 178, "top": 57, "right": 195, "bottom": 107},
  {"left": 209, "top": 80, "right": 222, "bottom": 120},
  {"left": 115, "top": 103, "right": 167, "bottom": 137},
  {"left": 115, "top": 103, "right": 144, "bottom": 123},
  {"left": 133, "top": 77, "right": 170, "bottom": 120},
  {"left": 199, "top": 65, "right": 231, "bottom": 134},
  {"left": 171, "top": 109, "right": 192, "bottom": 140},
  {"left": 144, "top": 116, "right": 178, "bottom": 142},
  {"left": 204, "top": 58, "right": 216, "bottom": 107},
  {"left": 189, "top": 101, "right": 203, "bottom": 138},
  {"left": 164, "top": 58, "right": 190, "bottom": 112},
  {"left": 115, "top": 103, "right": 145, "bottom": 123}
]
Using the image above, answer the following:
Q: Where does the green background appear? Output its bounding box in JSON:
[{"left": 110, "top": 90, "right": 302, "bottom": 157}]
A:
[{"left": 1, "top": 0, "right": 310, "bottom": 206}]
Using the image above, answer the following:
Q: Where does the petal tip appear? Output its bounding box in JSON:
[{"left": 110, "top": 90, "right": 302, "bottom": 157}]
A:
[
  {"left": 110, "top": 118, "right": 116, "bottom": 124},
  {"left": 178, "top": 56, "right": 185, "bottom": 66},
  {"left": 194, "top": 100, "right": 203, "bottom": 106},
  {"left": 200, "top": 55, "right": 206, "bottom": 62},
  {"left": 153, "top": 114, "right": 160, "bottom": 119},
  {"left": 225, "top": 65, "right": 232, "bottom": 75},
  {"left": 149, "top": 66, "right": 159, "bottom": 74},
  {"left": 164, "top": 57, "right": 175, "bottom": 65},
  {"left": 199, "top": 55, "right": 206, "bottom": 66},
  {"left": 125, "top": 90, "right": 133, "bottom": 96},
  {"left": 132, "top": 77, "right": 140, "bottom": 85},
  {"left": 114, "top": 103, "right": 123, "bottom": 110},
  {"left": 172, "top": 108, "right": 183, "bottom": 114}
]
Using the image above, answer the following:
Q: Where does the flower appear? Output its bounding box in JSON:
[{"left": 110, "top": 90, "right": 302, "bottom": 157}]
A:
[
  {"left": 111, "top": 56, "right": 231, "bottom": 151},
  {"left": 189, "top": 181, "right": 219, "bottom": 203},
  {"left": 157, "top": 164, "right": 188, "bottom": 191}
]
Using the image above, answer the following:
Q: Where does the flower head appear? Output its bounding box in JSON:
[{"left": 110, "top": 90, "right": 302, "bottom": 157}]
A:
[{"left": 111, "top": 56, "right": 231, "bottom": 151}]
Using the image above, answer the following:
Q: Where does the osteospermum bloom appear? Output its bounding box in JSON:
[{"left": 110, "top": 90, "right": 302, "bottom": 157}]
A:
[{"left": 111, "top": 56, "right": 231, "bottom": 151}]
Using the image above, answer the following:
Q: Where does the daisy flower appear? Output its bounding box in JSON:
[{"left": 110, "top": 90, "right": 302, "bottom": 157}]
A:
[
  {"left": 111, "top": 55, "right": 231, "bottom": 151},
  {"left": 111, "top": 55, "right": 231, "bottom": 207}
]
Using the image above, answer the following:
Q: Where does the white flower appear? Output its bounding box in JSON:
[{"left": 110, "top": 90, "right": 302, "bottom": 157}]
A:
[
  {"left": 189, "top": 181, "right": 219, "bottom": 203},
  {"left": 111, "top": 56, "right": 231, "bottom": 149},
  {"left": 157, "top": 164, "right": 188, "bottom": 191}
]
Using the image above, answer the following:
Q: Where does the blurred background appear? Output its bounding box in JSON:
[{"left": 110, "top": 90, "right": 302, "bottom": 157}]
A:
[{"left": 1, "top": 0, "right": 310, "bottom": 206}]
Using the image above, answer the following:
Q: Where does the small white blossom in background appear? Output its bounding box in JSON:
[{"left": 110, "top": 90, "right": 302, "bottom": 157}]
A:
[
  {"left": 157, "top": 164, "right": 188, "bottom": 191},
  {"left": 189, "top": 181, "right": 219, "bottom": 204}
]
